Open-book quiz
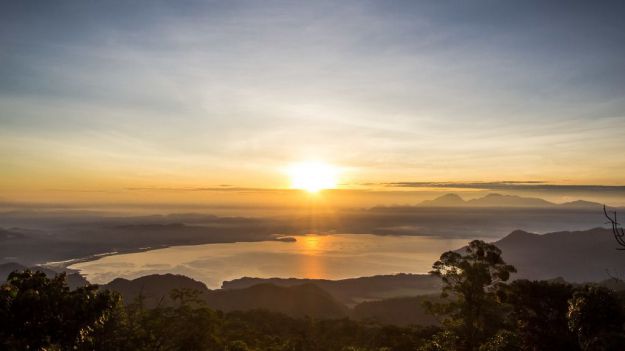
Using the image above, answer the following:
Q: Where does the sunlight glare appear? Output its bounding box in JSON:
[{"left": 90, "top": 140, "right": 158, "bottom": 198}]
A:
[{"left": 288, "top": 161, "right": 339, "bottom": 193}]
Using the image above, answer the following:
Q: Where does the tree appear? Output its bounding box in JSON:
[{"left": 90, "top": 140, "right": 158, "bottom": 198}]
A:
[
  {"left": 505, "top": 280, "right": 578, "bottom": 350},
  {"left": 121, "top": 288, "right": 220, "bottom": 351},
  {"left": 478, "top": 330, "right": 520, "bottom": 351},
  {"left": 568, "top": 286, "right": 625, "bottom": 350},
  {"left": 0, "top": 270, "right": 120, "bottom": 350},
  {"left": 428, "top": 240, "right": 516, "bottom": 351}
]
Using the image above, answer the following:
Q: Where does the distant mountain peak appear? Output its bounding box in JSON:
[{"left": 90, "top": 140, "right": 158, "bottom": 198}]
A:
[
  {"left": 499, "top": 229, "right": 540, "bottom": 243},
  {"left": 438, "top": 193, "right": 463, "bottom": 200},
  {"left": 466, "top": 193, "right": 555, "bottom": 207},
  {"left": 419, "top": 193, "right": 466, "bottom": 207},
  {"left": 419, "top": 192, "right": 559, "bottom": 208},
  {"left": 559, "top": 200, "right": 602, "bottom": 208}
]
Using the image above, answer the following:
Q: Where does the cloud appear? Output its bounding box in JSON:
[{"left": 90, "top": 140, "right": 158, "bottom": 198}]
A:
[{"left": 125, "top": 186, "right": 290, "bottom": 193}]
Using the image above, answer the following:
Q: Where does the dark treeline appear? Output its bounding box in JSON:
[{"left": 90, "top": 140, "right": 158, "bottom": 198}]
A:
[{"left": 2, "top": 240, "right": 625, "bottom": 351}]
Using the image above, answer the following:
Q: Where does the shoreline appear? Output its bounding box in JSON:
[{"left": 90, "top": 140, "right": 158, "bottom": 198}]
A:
[{"left": 43, "top": 235, "right": 301, "bottom": 274}]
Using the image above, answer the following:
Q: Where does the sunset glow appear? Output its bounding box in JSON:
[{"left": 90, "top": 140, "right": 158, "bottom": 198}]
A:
[{"left": 288, "top": 161, "right": 339, "bottom": 193}]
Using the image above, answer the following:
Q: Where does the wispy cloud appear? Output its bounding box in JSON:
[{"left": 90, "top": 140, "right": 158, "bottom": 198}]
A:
[{"left": 125, "top": 186, "right": 290, "bottom": 193}]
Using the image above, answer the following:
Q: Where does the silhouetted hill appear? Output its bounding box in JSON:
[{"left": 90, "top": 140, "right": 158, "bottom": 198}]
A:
[
  {"left": 494, "top": 227, "right": 625, "bottom": 282},
  {"left": 352, "top": 295, "right": 441, "bottom": 326},
  {"left": 105, "top": 274, "right": 209, "bottom": 307},
  {"left": 105, "top": 274, "right": 348, "bottom": 318},
  {"left": 222, "top": 273, "right": 441, "bottom": 306}
]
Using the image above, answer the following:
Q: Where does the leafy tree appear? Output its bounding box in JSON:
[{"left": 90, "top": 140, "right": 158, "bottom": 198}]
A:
[
  {"left": 121, "top": 288, "right": 220, "bottom": 351},
  {"left": 428, "top": 240, "right": 516, "bottom": 351},
  {"left": 568, "top": 286, "right": 625, "bottom": 350},
  {"left": 504, "top": 279, "right": 578, "bottom": 350},
  {"left": 0, "top": 270, "right": 120, "bottom": 350},
  {"left": 418, "top": 330, "right": 459, "bottom": 351},
  {"left": 478, "top": 330, "right": 520, "bottom": 351}
]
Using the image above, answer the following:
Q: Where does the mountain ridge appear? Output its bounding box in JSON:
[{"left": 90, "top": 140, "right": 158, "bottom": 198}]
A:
[{"left": 419, "top": 193, "right": 604, "bottom": 208}]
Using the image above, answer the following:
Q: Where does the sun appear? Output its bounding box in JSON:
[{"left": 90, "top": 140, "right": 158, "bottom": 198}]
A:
[{"left": 288, "top": 161, "right": 339, "bottom": 193}]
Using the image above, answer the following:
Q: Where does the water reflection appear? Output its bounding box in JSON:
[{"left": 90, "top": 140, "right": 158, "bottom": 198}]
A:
[
  {"left": 70, "top": 234, "right": 471, "bottom": 288},
  {"left": 302, "top": 235, "right": 321, "bottom": 254}
]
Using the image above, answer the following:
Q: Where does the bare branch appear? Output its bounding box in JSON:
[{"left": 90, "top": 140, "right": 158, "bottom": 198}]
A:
[{"left": 603, "top": 205, "right": 625, "bottom": 250}]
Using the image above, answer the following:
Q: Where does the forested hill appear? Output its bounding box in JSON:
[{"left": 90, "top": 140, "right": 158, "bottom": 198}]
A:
[
  {"left": 221, "top": 274, "right": 441, "bottom": 306},
  {"left": 103, "top": 273, "right": 437, "bottom": 325},
  {"left": 105, "top": 274, "right": 347, "bottom": 319}
]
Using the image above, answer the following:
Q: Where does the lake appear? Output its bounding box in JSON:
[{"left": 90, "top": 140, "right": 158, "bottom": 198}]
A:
[{"left": 69, "top": 234, "right": 472, "bottom": 289}]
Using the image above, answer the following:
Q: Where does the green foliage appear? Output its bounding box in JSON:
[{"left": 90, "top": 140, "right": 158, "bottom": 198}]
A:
[{"left": 428, "top": 240, "right": 516, "bottom": 351}]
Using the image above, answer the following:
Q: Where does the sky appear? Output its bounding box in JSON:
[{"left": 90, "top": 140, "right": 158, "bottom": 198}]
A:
[{"left": 1, "top": 1, "right": 625, "bottom": 206}]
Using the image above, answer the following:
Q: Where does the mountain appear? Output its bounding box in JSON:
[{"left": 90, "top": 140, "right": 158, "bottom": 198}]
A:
[
  {"left": 494, "top": 227, "right": 625, "bottom": 282},
  {"left": 222, "top": 273, "right": 441, "bottom": 306},
  {"left": 419, "top": 193, "right": 466, "bottom": 207},
  {"left": 559, "top": 200, "right": 603, "bottom": 209},
  {"left": 105, "top": 274, "right": 348, "bottom": 318},
  {"left": 419, "top": 193, "right": 605, "bottom": 209},
  {"left": 105, "top": 274, "right": 209, "bottom": 307},
  {"left": 419, "top": 193, "right": 556, "bottom": 207},
  {"left": 467, "top": 193, "right": 554, "bottom": 207}
]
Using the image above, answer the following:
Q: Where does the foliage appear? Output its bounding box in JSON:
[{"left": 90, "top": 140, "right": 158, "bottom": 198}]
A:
[
  {"left": 504, "top": 279, "right": 579, "bottom": 350},
  {"left": 417, "top": 330, "right": 459, "bottom": 351},
  {"left": 0, "top": 270, "right": 121, "bottom": 350},
  {"left": 477, "top": 330, "right": 520, "bottom": 351},
  {"left": 568, "top": 286, "right": 625, "bottom": 350},
  {"left": 428, "top": 240, "right": 516, "bottom": 351}
]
